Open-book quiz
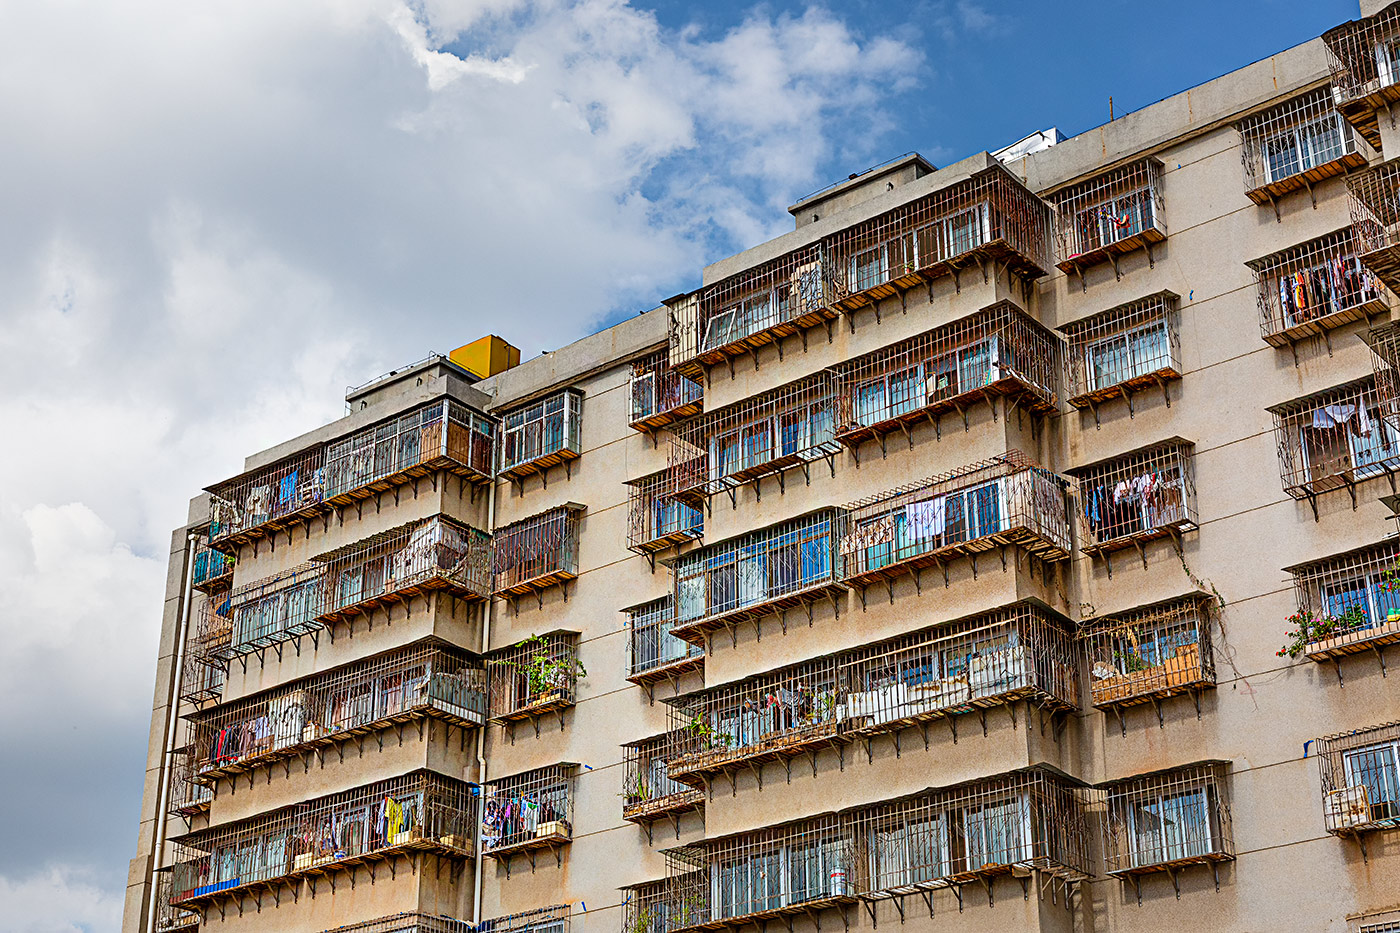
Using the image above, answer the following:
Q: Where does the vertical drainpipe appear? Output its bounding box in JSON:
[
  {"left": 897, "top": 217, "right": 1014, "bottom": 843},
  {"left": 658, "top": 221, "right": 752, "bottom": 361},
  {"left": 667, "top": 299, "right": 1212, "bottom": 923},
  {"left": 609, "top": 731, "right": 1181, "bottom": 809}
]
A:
[
  {"left": 473, "top": 439, "right": 498, "bottom": 926},
  {"left": 146, "top": 530, "right": 199, "bottom": 933}
]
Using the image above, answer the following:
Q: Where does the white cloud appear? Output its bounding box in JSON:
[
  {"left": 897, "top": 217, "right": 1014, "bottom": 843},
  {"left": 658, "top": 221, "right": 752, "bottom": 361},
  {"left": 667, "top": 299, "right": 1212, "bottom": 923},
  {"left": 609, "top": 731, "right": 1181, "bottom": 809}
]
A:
[{"left": 0, "top": 866, "right": 125, "bottom": 933}]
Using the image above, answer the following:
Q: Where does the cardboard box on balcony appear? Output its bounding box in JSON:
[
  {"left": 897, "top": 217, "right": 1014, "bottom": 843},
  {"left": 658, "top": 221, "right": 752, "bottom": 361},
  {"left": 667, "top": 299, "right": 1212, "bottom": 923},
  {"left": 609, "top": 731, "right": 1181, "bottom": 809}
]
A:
[
  {"left": 535, "top": 820, "right": 570, "bottom": 839},
  {"left": 293, "top": 853, "right": 315, "bottom": 871}
]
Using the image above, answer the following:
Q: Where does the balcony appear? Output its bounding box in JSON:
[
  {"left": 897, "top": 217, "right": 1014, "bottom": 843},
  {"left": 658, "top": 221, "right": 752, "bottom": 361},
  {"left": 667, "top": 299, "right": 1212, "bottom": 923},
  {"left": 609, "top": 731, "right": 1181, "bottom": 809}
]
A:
[
  {"left": 482, "top": 765, "right": 576, "bottom": 870},
  {"left": 1097, "top": 762, "right": 1234, "bottom": 897},
  {"left": 486, "top": 632, "right": 582, "bottom": 726},
  {"left": 622, "top": 732, "right": 705, "bottom": 826},
  {"left": 828, "top": 302, "right": 1060, "bottom": 452},
  {"left": 626, "top": 470, "right": 703, "bottom": 557},
  {"left": 154, "top": 872, "right": 199, "bottom": 933},
  {"left": 492, "top": 504, "right": 584, "bottom": 601},
  {"left": 629, "top": 349, "right": 703, "bottom": 433},
  {"left": 667, "top": 374, "right": 841, "bottom": 504},
  {"left": 499, "top": 389, "right": 583, "bottom": 484},
  {"left": 178, "top": 648, "right": 225, "bottom": 707},
  {"left": 1069, "top": 439, "right": 1198, "bottom": 564},
  {"left": 1368, "top": 321, "right": 1400, "bottom": 437},
  {"left": 627, "top": 596, "right": 703, "bottom": 690},
  {"left": 320, "top": 913, "right": 474, "bottom": 933},
  {"left": 1082, "top": 595, "right": 1217, "bottom": 720},
  {"left": 1316, "top": 720, "right": 1400, "bottom": 840},
  {"left": 1238, "top": 86, "right": 1366, "bottom": 209},
  {"left": 168, "top": 743, "right": 212, "bottom": 820},
  {"left": 1248, "top": 228, "right": 1390, "bottom": 349},
  {"left": 208, "top": 399, "right": 494, "bottom": 552},
  {"left": 1269, "top": 377, "right": 1400, "bottom": 512},
  {"left": 1053, "top": 158, "right": 1166, "bottom": 281},
  {"left": 191, "top": 537, "right": 234, "bottom": 593},
  {"left": 1284, "top": 540, "right": 1400, "bottom": 668},
  {"left": 1060, "top": 291, "right": 1181, "bottom": 418},
  {"left": 188, "top": 643, "right": 485, "bottom": 783},
  {"left": 839, "top": 451, "right": 1071, "bottom": 595},
  {"left": 1324, "top": 3, "right": 1400, "bottom": 150},
  {"left": 669, "top": 510, "right": 845, "bottom": 646},
  {"left": 823, "top": 165, "right": 1053, "bottom": 316},
  {"left": 167, "top": 772, "right": 477, "bottom": 908},
  {"left": 1350, "top": 161, "right": 1400, "bottom": 293},
  {"left": 479, "top": 905, "right": 570, "bottom": 933}
]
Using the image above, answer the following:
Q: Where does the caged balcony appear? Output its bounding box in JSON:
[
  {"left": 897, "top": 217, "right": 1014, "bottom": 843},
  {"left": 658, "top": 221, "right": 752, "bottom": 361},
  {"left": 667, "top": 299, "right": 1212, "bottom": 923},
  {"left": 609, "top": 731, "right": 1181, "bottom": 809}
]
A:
[
  {"left": 154, "top": 872, "right": 200, "bottom": 932},
  {"left": 168, "top": 741, "right": 212, "bottom": 821},
  {"left": 627, "top": 596, "right": 703, "bottom": 689},
  {"left": 1367, "top": 321, "right": 1400, "bottom": 436},
  {"left": 1286, "top": 539, "right": 1400, "bottom": 667},
  {"left": 208, "top": 399, "right": 495, "bottom": 552},
  {"left": 1269, "top": 376, "right": 1400, "bottom": 511},
  {"left": 1053, "top": 159, "right": 1166, "bottom": 281},
  {"left": 1248, "top": 227, "right": 1390, "bottom": 348},
  {"left": 630, "top": 349, "right": 704, "bottom": 433},
  {"left": 823, "top": 165, "right": 1053, "bottom": 316},
  {"left": 1082, "top": 595, "right": 1217, "bottom": 721},
  {"left": 486, "top": 632, "right": 583, "bottom": 726},
  {"left": 1095, "top": 762, "right": 1234, "bottom": 898},
  {"left": 499, "top": 389, "right": 583, "bottom": 484},
  {"left": 191, "top": 536, "right": 234, "bottom": 593},
  {"left": 481, "top": 765, "right": 577, "bottom": 868},
  {"left": 669, "top": 510, "right": 845, "bottom": 646},
  {"left": 1315, "top": 720, "right": 1400, "bottom": 840},
  {"left": 492, "top": 504, "right": 585, "bottom": 601},
  {"left": 167, "top": 772, "right": 478, "bottom": 908},
  {"left": 828, "top": 302, "right": 1060, "bottom": 453},
  {"left": 1059, "top": 292, "right": 1181, "bottom": 419},
  {"left": 1237, "top": 86, "right": 1366, "bottom": 209},
  {"left": 839, "top": 452, "right": 1072, "bottom": 597},
  {"left": 1323, "top": 1, "right": 1400, "bottom": 150},
  {"left": 179, "top": 646, "right": 225, "bottom": 707},
  {"left": 1349, "top": 160, "right": 1400, "bottom": 293},
  {"left": 626, "top": 470, "right": 703, "bottom": 557},
  {"left": 319, "top": 913, "right": 474, "bottom": 933},
  {"left": 622, "top": 731, "right": 705, "bottom": 826},
  {"left": 1068, "top": 439, "right": 1198, "bottom": 564},
  {"left": 188, "top": 643, "right": 485, "bottom": 783},
  {"left": 478, "top": 906, "right": 570, "bottom": 933}
]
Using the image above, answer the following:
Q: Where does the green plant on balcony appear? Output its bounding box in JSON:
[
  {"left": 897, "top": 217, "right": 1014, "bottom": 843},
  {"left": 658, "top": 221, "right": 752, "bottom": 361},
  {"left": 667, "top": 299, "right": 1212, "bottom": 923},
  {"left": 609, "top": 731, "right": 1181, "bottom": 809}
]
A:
[
  {"left": 490, "top": 635, "right": 586, "bottom": 705},
  {"left": 686, "top": 714, "right": 732, "bottom": 753},
  {"left": 1277, "top": 605, "right": 1368, "bottom": 659}
]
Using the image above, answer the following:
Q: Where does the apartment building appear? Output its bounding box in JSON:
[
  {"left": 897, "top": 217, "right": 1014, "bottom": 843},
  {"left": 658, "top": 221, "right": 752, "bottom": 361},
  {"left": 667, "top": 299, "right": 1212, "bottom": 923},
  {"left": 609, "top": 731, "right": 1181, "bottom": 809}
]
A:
[{"left": 124, "top": 4, "right": 1400, "bottom": 932}]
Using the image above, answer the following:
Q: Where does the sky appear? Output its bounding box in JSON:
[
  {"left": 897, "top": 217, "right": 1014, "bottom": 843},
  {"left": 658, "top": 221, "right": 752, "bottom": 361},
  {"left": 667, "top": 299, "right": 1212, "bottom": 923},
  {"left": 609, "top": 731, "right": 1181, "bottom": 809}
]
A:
[{"left": 0, "top": 1, "right": 1357, "bottom": 930}]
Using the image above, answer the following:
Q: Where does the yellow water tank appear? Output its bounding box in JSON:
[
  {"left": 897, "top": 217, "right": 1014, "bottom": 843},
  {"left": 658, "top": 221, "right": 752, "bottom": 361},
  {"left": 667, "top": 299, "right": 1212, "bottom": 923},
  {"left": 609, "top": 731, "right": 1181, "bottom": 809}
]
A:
[{"left": 450, "top": 336, "right": 520, "bottom": 379}]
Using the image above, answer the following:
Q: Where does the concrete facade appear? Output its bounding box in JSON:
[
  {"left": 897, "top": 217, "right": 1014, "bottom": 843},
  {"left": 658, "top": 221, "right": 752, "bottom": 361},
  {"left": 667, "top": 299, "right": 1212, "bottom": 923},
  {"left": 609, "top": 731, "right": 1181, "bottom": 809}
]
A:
[{"left": 126, "top": 7, "right": 1400, "bottom": 933}]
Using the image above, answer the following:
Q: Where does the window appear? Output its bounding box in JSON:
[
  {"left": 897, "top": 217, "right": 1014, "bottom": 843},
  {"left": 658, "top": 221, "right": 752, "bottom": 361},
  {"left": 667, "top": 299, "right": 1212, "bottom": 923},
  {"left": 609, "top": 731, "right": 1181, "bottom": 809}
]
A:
[
  {"left": 869, "top": 817, "right": 948, "bottom": 889},
  {"left": 711, "top": 842, "right": 849, "bottom": 919},
  {"left": 1084, "top": 320, "right": 1169, "bottom": 392},
  {"left": 1343, "top": 739, "right": 1400, "bottom": 824},
  {"left": 707, "top": 401, "right": 835, "bottom": 483},
  {"left": 960, "top": 796, "right": 1032, "bottom": 869},
  {"left": 1300, "top": 400, "right": 1400, "bottom": 483},
  {"left": 1319, "top": 563, "right": 1400, "bottom": 631},
  {"left": 502, "top": 391, "right": 581, "bottom": 472},
  {"left": 1119, "top": 786, "right": 1215, "bottom": 869}
]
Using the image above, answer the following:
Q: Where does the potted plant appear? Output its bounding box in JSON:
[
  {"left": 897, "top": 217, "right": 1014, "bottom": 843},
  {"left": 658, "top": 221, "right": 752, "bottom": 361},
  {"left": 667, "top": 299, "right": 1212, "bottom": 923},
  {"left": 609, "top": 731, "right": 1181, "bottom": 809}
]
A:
[
  {"left": 1278, "top": 605, "right": 1368, "bottom": 658},
  {"left": 490, "top": 635, "right": 587, "bottom": 711}
]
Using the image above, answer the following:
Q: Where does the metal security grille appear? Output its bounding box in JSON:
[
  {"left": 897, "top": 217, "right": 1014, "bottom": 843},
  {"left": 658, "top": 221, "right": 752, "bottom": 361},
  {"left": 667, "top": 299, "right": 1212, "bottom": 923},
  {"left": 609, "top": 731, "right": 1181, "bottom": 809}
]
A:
[
  {"left": 187, "top": 643, "right": 484, "bottom": 782},
  {"left": 665, "top": 602, "right": 1077, "bottom": 786},
  {"left": 318, "top": 912, "right": 475, "bottom": 933},
  {"left": 1286, "top": 540, "right": 1400, "bottom": 663},
  {"left": 622, "top": 732, "right": 704, "bottom": 824},
  {"left": 1053, "top": 159, "right": 1166, "bottom": 276},
  {"left": 1095, "top": 762, "right": 1234, "bottom": 887},
  {"left": 499, "top": 389, "right": 583, "bottom": 481},
  {"left": 828, "top": 302, "right": 1060, "bottom": 451},
  {"left": 1315, "top": 721, "right": 1400, "bottom": 836},
  {"left": 1237, "top": 86, "right": 1363, "bottom": 204},
  {"left": 166, "top": 772, "right": 477, "bottom": 908},
  {"left": 667, "top": 374, "right": 841, "bottom": 503},
  {"left": 208, "top": 399, "right": 494, "bottom": 551},
  {"left": 179, "top": 643, "right": 225, "bottom": 707},
  {"left": 191, "top": 536, "right": 234, "bottom": 593},
  {"left": 1069, "top": 440, "right": 1197, "bottom": 559},
  {"left": 154, "top": 871, "right": 199, "bottom": 932},
  {"left": 168, "top": 739, "right": 212, "bottom": 821},
  {"left": 1323, "top": 4, "right": 1400, "bottom": 149},
  {"left": 1367, "top": 322, "right": 1400, "bottom": 436},
  {"left": 670, "top": 510, "right": 845, "bottom": 645},
  {"left": 1268, "top": 376, "right": 1400, "bottom": 507},
  {"left": 1081, "top": 595, "right": 1216, "bottom": 713},
  {"left": 486, "top": 632, "right": 581, "bottom": 723},
  {"left": 481, "top": 765, "right": 576, "bottom": 860},
  {"left": 839, "top": 451, "right": 1071, "bottom": 591},
  {"left": 627, "top": 470, "right": 703, "bottom": 555},
  {"left": 1248, "top": 227, "right": 1389, "bottom": 347},
  {"left": 630, "top": 349, "right": 704, "bottom": 433},
  {"left": 1349, "top": 160, "right": 1400, "bottom": 292},
  {"left": 627, "top": 596, "right": 703, "bottom": 686},
  {"left": 479, "top": 905, "right": 570, "bottom": 933},
  {"left": 1059, "top": 292, "right": 1181, "bottom": 416},
  {"left": 492, "top": 504, "right": 584, "bottom": 597}
]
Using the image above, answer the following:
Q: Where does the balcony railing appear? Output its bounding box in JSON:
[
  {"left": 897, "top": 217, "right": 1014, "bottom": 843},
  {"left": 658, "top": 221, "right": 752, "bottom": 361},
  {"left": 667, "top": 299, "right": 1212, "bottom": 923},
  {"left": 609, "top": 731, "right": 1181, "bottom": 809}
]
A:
[
  {"left": 1324, "top": 3, "right": 1400, "bottom": 149},
  {"left": 1060, "top": 291, "right": 1181, "bottom": 414},
  {"left": 1082, "top": 595, "right": 1216, "bottom": 713},
  {"left": 1269, "top": 376, "right": 1400, "bottom": 506},
  {"left": 179, "top": 647, "right": 225, "bottom": 706},
  {"left": 479, "top": 905, "right": 570, "bottom": 933},
  {"left": 1316, "top": 720, "right": 1400, "bottom": 836},
  {"left": 1069, "top": 439, "right": 1198, "bottom": 559},
  {"left": 499, "top": 389, "right": 583, "bottom": 482},
  {"left": 1096, "top": 762, "right": 1234, "bottom": 882},
  {"left": 320, "top": 913, "right": 475, "bottom": 933},
  {"left": 1369, "top": 322, "right": 1400, "bottom": 435},
  {"left": 1286, "top": 539, "right": 1400, "bottom": 663},
  {"left": 208, "top": 399, "right": 494, "bottom": 550},
  {"left": 1248, "top": 227, "right": 1389, "bottom": 347},
  {"left": 627, "top": 470, "right": 703, "bottom": 555},
  {"left": 154, "top": 872, "right": 200, "bottom": 932},
  {"left": 168, "top": 742, "right": 212, "bottom": 820},
  {"left": 622, "top": 732, "right": 704, "bottom": 824},
  {"left": 188, "top": 643, "right": 485, "bottom": 783},
  {"left": 191, "top": 537, "right": 234, "bottom": 592},
  {"left": 486, "top": 632, "right": 582, "bottom": 724},
  {"left": 670, "top": 510, "right": 845, "bottom": 645},
  {"left": 168, "top": 772, "right": 476, "bottom": 907},
  {"left": 1053, "top": 158, "right": 1166, "bottom": 277},
  {"left": 627, "top": 596, "right": 703, "bottom": 687},
  {"left": 829, "top": 302, "right": 1059, "bottom": 450},
  {"left": 1350, "top": 161, "right": 1400, "bottom": 293},
  {"left": 1237, "top": 86, "right": 1365, "bottom": 205},
  {"left": 839, "top": 451, "right": 1071, "bottom": 590},
  {"left": 481, "top": 765, "right": 576, "bottom": 861},
  {"left": 492, "top": 504, "right": 585, "bottom": 598},
  {"left": 630, "top": 349, "right": 703, "bottom": 432}
]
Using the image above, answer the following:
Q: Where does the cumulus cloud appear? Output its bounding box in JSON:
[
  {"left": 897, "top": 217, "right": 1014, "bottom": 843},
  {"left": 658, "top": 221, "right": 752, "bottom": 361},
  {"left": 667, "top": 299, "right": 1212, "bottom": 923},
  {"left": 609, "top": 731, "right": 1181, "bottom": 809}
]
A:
[{"left": 0, "top": 0, "right": 923, "bottom": 925}]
